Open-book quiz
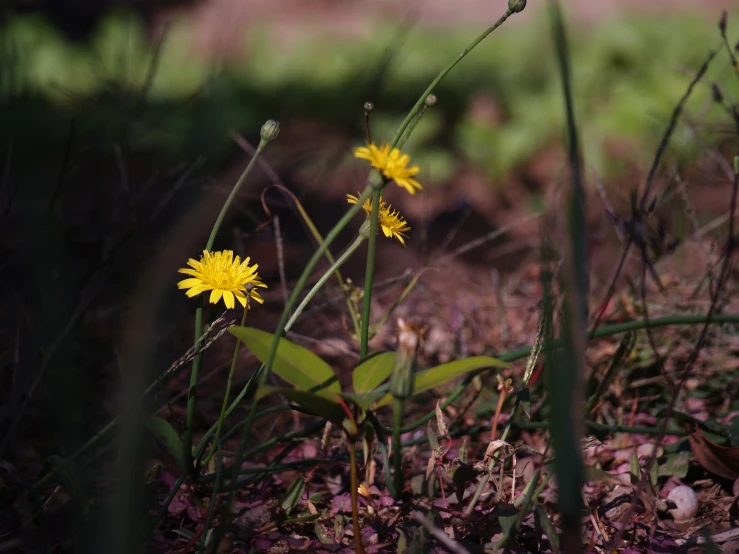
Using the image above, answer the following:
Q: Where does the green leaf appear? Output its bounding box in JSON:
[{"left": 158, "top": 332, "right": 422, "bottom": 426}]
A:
[
  {"left": 315, "top": 521, "right": 333, "bottom": 545},
  {"left": 338, "top": 391, "right": 386, "bottom": 412},
  {"left": 146, "top": 416, "right": 184, "bottom": 470},
  {"left": 658, "top": 451, "right": 691, "bottom": 478},
  {"left": 230, "top": 327, "right": 339, "bottom": 396},
  {"left": 353, "top": 351, "right": 395, "bottom": 394},
  {"left": 258, "top": 386, "right": 345, "bottom": 423},
  {"left": 496, "top": 502, "right": 519, "bottom": 542},
  {"left": 281, "top": 478, "right": 305, "bottom": 515},
  {"left": 376, "top": 355, "right": 508, "bottom": 407},
  {"left": 534, "top": 504, "right": 560, "bottom": 554}
]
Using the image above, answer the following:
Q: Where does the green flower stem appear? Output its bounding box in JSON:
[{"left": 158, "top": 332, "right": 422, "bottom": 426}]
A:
[
  {"left": 284, "top": 189, "right": 363, "bottom": 338},
  {"left": 193, "top": 237, "right": 365, "bottom": 465},
  {"left": 394, "top": 103, "right": 429, "bottom": 152},
  {"left": 201, "top": 305, "right": 249, "bottom": 469},
  {"left": 199, "top": 437, "right": 223, "bottom": 554},
  {"left": 183, "top": 137, "right": 270, "bottom": 476},
  {"left": 224, "top": 184, "right": 377, "bottom": 508},
  {"left": 285, "top": 235, "right": 366, "bottom": 331},
  {"left": 390, "top": 6, "right": 519, "bottom": 149},
  {"left": 360, "top": 191, "right": 381, "bottom": 358}
]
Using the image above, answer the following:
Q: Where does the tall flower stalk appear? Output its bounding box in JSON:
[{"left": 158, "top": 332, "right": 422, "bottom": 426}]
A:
[
  {"left": 181, "top": 120, "right": 280, "bottom": 476},
  {"left": 227, "top": 0, "right": 527, "bottom": 496}
]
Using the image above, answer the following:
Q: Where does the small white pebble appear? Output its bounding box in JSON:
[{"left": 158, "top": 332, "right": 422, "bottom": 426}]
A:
[{"left": 667, "top": 485, "right": 699, "bottom": 523}]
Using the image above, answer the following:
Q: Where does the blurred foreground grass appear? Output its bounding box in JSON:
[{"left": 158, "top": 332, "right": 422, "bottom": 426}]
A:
[{"left": 1, "top": 8, "right": 737, "bottom": 184}]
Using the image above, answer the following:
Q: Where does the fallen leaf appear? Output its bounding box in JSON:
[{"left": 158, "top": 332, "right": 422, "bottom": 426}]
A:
[{"left": 688, "top": 430, "right": 739, "bottom": 480}]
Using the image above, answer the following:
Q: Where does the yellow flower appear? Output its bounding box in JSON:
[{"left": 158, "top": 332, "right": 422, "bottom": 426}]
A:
[
  {"left": 357, "top": 483, "right": 371, "bottom": 498},
  {"left": 347, "top": 193, "right": 410, "bottom": 247},
  {"left": 353, "top": 142, "right": 422, "bottom": 195},
  {"left": 177, "top": 250, "right": 267, "bottom": 309}
]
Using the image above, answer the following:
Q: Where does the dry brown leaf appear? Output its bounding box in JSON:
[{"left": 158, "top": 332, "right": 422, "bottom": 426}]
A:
[{"left": 688, "top": 430, "right": 739, "bottom": 480}]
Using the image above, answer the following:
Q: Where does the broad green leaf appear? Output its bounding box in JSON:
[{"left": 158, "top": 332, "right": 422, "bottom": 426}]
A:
[
  {"left": 281, "top": 478, "right": 305, "bottom": 515},
  {"left": 376, "top": 355, "right": 508, "bottom": 407},
  {"left": 353, "top": 351, "right": 395, "bottom": 394},
  {"left": 257, "top": 386, "right": 345, "bottom": 423},
  {"left": 315, "top": 521, "right": 332, "bottom": 545},
  {"left": 230, "top": 326, "right": 339, "bottom": 396},
  {"left": 146, "top": 416, "right": 184, "bottom": 470},
  {"left": 496, "top": 502, "right": 519, "bottom": 545},
  {"left": 535, "top": 504, "right": 560, "bottom": 554},
  {"left": 338, "top": 391, "right": 386, "bottom": 412}
]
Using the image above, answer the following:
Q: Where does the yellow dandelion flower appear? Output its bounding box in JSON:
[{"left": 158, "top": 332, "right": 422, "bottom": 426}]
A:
[
  {"left": 177, "top": 250, "right": 267, "bottom": 309},
  {"left": 347, "top": 193, "right": 410, "bottom": 247},
  {"left": 353, "top": 142, "right": 422, "bottom": 195}
]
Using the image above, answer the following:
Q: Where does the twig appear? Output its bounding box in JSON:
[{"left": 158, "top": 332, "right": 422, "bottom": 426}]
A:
[
  {"left": 273, "top": 214, "right": 289, "bottom": 307},
  {"left": 411, "top": 511, "right": 472, "bottom": 554}
]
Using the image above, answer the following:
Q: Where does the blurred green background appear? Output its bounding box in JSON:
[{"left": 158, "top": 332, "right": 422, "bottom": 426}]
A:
[{"left": 2, "top": 4, "right": 737, "bottom": 188}]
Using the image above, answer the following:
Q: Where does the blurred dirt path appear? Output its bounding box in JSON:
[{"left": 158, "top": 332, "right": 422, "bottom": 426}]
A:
[{"left": 179, "top": 0, "right": 736, "bottom": 57}]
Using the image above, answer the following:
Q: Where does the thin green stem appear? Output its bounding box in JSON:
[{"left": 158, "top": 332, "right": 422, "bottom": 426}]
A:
[
  {"left": 199, "top": 437, "right": 223, "bottom": 554},
  {"left": 183, "top": 299, "right": 204, "bottom": 476},
  {"left": 224, "top": 184, "right": 377, "bottom": 508},
  {"left": 205, "top": 140, "right": 269, "bottom": 252},
  {"left": 390, "top": 8, "right": 516, "bottom": 149},
  {"left": 202, "top": 305, "right": 249, "bottom": 468},
  {"left": 286, "top": 235, "right": 366, "bottom": 331},
  {"left": 183, "top": 138, "right": 269, "bottom": 476},
  {"left": 360, "top": 191, "right": 381, "bottom": 358}
]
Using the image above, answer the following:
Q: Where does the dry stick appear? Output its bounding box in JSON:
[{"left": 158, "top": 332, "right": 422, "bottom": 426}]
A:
[
  {"left": 590, "top": 49, "right": 717, "bottom": 336},
  {"left": 607, "top": 159, "right": 738, "bottom": 552},
  {"left": 639, "top": 50, "right": 718, "bottom": 211},
  {"left": 411, "top": 511, "right": 472, "bottom": 554},
  {"left": 273, "top": 214, "right": 289, "bottom": 307}
]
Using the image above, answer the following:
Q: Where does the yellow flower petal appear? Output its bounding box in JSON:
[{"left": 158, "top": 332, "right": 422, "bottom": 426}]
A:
[
  {"left": 177, "top": 249, "right": 267, "bottom": 309},
  {"left": 346, "top": 193, "right": 410, "bottom": 247},
  {"left": 353, "top": 142, "right": 423, "bottom": 195}
]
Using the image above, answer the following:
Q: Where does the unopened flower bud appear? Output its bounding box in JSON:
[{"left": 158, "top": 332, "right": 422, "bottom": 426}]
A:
[
  {"left": 260, "top": 120, "right": 280, "bottom": 142},
  {"left": 390, "top": 319, "right": 423, "bottom": 399},
  {"left": 719, "top": 11, "right": 727, "bottom": 36},
  {"left": 364, "top": 101, "right": 375, "bottom": 112},
  {"left": 425, "top": 94, "right": 437, "bottom": 107},
  {"left": 508, "top": 0, "right": 526, "bottom": 14}
]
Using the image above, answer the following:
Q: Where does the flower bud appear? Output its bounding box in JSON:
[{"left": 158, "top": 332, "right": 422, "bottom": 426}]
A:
[
  {"left": 711, "top": 83, "right": 723, "bottom": 104},
  {"left": 719, "top": 11, "right": 727, "bottom": 36},
  {"left": 390, "top": 319, "right": 423, "bottom": 399},
  {"left": 260, "top": 120, "right": 280, "bottom": 142},
  {"left": 425, "top": 94, "right": 437, "bottom": 107},
  {"left": 508, "top": 0, "right": 526, "bottom": 13},
  {"left": 364, "top": 101, "right": 375, "bottom": 112}
]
